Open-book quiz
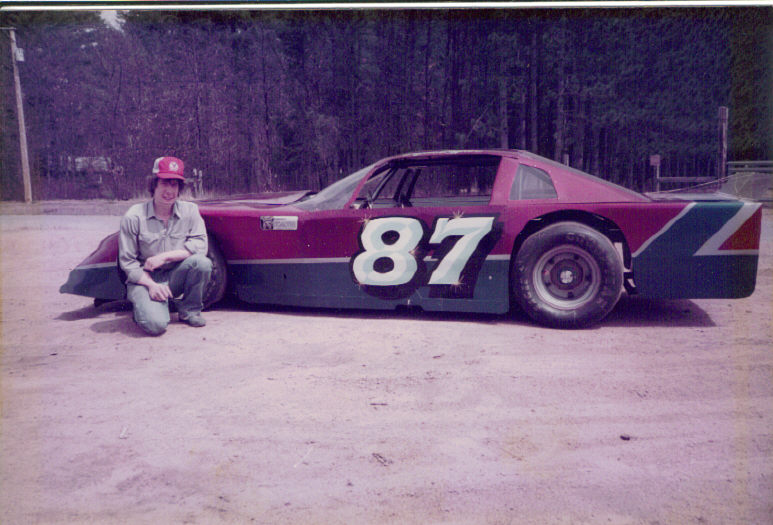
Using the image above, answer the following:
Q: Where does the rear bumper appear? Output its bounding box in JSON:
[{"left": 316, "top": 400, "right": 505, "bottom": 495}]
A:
[{"left": 634, "top": 254, "right": 757, "bottom": 298}]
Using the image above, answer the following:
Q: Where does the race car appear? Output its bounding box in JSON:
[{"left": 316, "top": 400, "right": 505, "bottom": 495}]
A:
[{"left": 60, "top": 150, "right": 762, "bottom": 328}]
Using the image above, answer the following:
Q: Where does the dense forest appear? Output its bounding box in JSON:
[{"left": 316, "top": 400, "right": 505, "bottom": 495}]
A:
[{"left": 0, "top": 7, "right": 771, "bottom": 201}]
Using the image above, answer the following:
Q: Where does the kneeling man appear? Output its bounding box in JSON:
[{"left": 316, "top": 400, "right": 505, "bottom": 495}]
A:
[{"left": 119, "top": 156, "right": 211, "bottom": 335}]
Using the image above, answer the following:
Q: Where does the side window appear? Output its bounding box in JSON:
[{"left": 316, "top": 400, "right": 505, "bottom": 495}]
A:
[
  {"left": 510, "top": 164, "right": 557, "bottom": 200},
  {"left": 408, "top": 161, "right": 498, "bottom": 206},
  {"left": 355, "top": 168, "right": 405, "bottom": 208},
  {"left": 359, "top": 169, "right": 393, "bottom": 200}
]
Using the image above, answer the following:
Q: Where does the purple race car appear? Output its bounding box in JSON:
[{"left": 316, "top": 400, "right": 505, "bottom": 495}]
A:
[{"left": 61, "top": 150, "right": 762, "bottom": 328}]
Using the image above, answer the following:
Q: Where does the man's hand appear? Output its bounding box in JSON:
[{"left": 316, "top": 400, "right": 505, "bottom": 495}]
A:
[
  {"left": 135, "top": 249, "right": 192, "bottom": 301},
  {"left": 147, "top": 281, "right": 174, "bottom": 302},
  {"left": 136, "top": 271, "right": 174, "bottom": 302}
]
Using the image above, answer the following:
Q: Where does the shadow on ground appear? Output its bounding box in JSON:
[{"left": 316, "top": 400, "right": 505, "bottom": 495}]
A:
[
  {"left": 205, "top": 293, "right": 715, "bottom": 330},
  {"left": 88, "top": 313, "right": 148, "bottom": 337},
  {"left": 55, "top": 294, "right": 714, "bottom": 333},
  {"left": 55, "top": 300, "right": 130, "bottom": 321},
  {"left": 604, "top": 296, "right": 715, "bottom": 328},
  {"left": 56, "top": 300, "right": 146, "bottom": 337}
]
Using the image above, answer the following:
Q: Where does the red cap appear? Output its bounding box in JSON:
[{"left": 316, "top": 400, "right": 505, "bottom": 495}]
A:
[{"left": 152, "top": 156, "right": 185, "bottom": 180}]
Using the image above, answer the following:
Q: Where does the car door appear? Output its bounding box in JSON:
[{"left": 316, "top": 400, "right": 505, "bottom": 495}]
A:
[{"left": 300, "top": 155, "right": 512, "bottom": 313}]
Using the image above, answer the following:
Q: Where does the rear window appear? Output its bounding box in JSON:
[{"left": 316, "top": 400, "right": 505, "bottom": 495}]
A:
[{"left": 510, "top": 164, "right": 557, "bottom": 200}]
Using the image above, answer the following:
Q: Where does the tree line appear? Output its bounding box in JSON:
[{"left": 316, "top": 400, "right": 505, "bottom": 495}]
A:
[{"left": 0, "top": 7, "right": 771, "bottom": 201}]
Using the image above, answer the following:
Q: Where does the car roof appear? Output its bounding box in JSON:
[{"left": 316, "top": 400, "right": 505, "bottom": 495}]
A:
[
  {"left": 380, "top": 149, "right": 648, "bottom": 203},
  {"left": 380, "top": 149, "right": 520, "bottom": 163}
]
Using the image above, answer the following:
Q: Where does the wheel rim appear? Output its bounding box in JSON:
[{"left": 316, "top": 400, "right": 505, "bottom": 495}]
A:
[
  {"left": 204, "top": 258, "right": 221, "bottom": 298},
  {"left": 532, "top": 244, "right": 601, "bottom": 310}
]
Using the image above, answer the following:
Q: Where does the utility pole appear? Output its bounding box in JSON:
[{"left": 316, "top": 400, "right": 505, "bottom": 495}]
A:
[{"left": 3, "top": 27, "right": 32, "bottom": 203}]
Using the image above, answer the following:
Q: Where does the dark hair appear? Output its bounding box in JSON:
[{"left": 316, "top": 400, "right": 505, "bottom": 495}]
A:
[{"left": 148, "top": 176, "right": 185, "bottom": 196}]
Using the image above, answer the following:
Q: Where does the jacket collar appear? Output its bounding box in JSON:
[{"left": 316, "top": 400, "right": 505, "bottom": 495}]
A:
[{"left": 146, "top": 199, "right": 180, "bottom": 220}]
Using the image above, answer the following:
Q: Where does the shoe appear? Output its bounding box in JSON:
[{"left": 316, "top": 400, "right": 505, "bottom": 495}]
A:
[{"left": 180, "top": 314, "right": 206, "bottom": 327}]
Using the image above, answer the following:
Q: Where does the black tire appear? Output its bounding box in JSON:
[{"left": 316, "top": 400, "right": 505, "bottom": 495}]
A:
[
  {"left": 513, "top": 221, "right": 623, "bottom": 328},
  {"left": 203, "top": 239, "right": 228, "bottom": 309}
]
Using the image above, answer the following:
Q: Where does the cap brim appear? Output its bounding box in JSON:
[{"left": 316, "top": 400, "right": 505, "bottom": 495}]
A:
[{"left": 156, "top": 173, "right": 185, "bottom": 180}]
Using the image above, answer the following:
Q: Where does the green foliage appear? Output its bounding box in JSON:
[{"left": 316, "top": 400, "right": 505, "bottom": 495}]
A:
[
  {"left": 0, "top": 8, "right": 766, "bottom": 200},
  {"left": 729, "top": 8, "right": 773, "bottom": 159}
]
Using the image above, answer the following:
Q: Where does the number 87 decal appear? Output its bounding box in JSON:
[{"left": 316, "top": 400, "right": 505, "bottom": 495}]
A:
[{"left": 351, "top": 215, "right": 499, "bottom": 298}]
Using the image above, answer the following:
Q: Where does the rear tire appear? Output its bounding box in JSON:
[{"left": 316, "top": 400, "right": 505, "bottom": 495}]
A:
[
  {"left": 513, "top": 222, "right": 623, "bottom": 328},
  {"left": 203, "top": 239, "right": 227, "bottom": 309}
]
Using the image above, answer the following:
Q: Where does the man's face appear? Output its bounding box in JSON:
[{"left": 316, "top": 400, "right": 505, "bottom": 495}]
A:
[{"left": 154, "top": 178, "right": 180, "bottom": 208}]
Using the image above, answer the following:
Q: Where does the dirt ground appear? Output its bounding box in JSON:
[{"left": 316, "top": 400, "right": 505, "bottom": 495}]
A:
[{"left": 1, "top": 201, "right": 771, "bottom": 525}]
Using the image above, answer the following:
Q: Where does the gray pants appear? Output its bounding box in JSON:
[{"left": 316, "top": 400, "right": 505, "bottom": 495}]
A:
[{"left": 127, "top": 254, "right": 212, "bottom": 335}]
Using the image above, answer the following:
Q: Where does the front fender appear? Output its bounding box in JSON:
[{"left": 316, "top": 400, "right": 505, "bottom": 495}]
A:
[{"left": 60, "top": 232, "right": 127, "bottom": 300}]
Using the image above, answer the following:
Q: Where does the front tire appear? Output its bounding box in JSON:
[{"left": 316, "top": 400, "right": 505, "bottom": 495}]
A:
[{"left": 513, "top": 222, "right": 623, "bottom": 328}]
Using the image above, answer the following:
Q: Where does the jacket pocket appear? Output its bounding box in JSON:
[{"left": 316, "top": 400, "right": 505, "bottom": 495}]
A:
[{"left": 138, "top": 231, "right": 162, "bottom": 254}]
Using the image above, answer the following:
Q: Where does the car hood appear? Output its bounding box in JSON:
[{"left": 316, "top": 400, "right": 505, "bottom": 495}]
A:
[{"left": 196, "top": 190, "right": 312, "bottom": 208}]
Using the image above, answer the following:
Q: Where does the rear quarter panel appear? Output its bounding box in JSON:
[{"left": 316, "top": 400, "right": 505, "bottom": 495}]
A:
[{"left": 629, "top": 200, "right": 761, "bottom": 298}]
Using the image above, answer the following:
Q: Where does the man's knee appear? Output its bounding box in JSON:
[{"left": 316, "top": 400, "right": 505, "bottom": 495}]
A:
[
  {"left": 184, "top": 253, "right": 212, "bottom": 275},
  {"left": 136, "top": 315, "right": 168, "bottom": 336},
  {"left": 129, "top": 286, "right": 170, "bottom": 336}
]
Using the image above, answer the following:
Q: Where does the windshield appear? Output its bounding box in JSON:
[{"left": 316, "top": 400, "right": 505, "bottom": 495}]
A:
[{"left": 294, "top": 163, "right": 377, "bottom": 211}]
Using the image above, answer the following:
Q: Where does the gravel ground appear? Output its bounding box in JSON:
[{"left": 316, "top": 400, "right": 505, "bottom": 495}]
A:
[{"left": 1, "top": 203, "right": 771, "bottom": 524}]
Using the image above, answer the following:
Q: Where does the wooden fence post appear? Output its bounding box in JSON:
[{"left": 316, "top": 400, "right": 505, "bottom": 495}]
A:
[
  {"left": 192, "top": 169, "right": 203, "bottom": 197},
  {"left": 650, "top": 154, "right": 661, "bottom": 192},
  {"left": 718, "top": 106, "right": 728, "bottom": 180}
]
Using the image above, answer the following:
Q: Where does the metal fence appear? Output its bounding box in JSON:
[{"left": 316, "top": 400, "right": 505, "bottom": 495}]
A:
[
  {"left": 654, "top": 160, "right": 772, "bottom": 204},
  {"left": 727, "top": 161, "right": 773, "bottom": 203}
]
